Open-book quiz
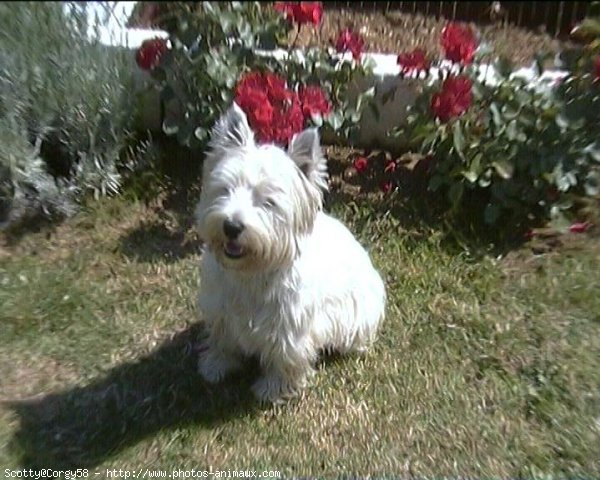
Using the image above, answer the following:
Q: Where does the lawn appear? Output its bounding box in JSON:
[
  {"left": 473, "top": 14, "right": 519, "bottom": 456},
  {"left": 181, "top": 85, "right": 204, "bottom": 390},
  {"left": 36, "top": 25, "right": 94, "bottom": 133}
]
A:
[{"left": 0, "top": 152, "right": 599, "bottom": 477}]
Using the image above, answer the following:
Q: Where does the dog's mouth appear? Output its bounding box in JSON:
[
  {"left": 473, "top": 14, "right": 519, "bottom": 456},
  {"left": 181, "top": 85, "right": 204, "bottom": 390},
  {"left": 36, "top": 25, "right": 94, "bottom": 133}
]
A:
[{"left": 223, "top": 240, "right": 245, "bottom": 259}]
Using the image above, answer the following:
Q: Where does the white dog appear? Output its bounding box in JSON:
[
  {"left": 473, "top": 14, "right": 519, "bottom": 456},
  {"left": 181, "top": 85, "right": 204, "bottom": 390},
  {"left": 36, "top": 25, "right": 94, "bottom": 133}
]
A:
[{"left": 195, "top": 103, "right": 386, "bottom": 403}]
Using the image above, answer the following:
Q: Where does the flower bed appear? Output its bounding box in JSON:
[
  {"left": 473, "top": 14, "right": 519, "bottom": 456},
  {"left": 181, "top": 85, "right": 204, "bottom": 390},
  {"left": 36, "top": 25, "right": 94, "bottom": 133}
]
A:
[
  {"left": 120, "top": 7, "right": 571, "bottom": 150},
  {"left": 97, "top": 1, "right": 599, "bottom": 231},
  {"left": 128, "top": 2, "right": 573, "bottom": 68}
]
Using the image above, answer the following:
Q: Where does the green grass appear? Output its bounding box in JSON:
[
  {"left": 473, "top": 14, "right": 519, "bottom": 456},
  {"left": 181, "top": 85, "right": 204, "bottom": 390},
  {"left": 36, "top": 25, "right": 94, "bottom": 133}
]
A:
[{"left": 1, "top": 191, "right": 599, "bottom": 478}]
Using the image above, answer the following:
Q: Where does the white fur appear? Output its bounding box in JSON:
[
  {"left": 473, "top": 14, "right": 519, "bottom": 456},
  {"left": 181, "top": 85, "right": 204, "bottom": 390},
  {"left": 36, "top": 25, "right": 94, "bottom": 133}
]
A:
[{"left": 195, "top": 103, "right": 386, "bottom": 403}]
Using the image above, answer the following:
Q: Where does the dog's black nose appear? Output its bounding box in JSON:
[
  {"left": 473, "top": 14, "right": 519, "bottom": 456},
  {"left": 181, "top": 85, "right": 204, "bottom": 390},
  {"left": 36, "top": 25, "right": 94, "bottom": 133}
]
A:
[{"left": 223, "top": 219, "right": 244, "bottom": 239}]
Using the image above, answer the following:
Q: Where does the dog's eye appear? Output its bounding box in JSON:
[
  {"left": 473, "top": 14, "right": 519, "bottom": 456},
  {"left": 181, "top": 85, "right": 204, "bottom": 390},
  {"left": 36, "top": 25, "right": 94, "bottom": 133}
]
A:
[
  {"left": 264, "top": 198, "right": 277, "bottom": 209},
  {"left": 218, "top": 186, "right": 232, "bottom": 197}
]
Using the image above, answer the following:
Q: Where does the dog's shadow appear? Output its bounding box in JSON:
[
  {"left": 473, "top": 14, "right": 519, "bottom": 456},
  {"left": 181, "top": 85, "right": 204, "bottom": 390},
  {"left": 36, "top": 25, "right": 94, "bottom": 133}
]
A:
[
  {"left": 5, "top": 323, "right": 262, "bottom": 469},
  {"left": 119, "top": 221, "right": 203, "bottom": 264}
]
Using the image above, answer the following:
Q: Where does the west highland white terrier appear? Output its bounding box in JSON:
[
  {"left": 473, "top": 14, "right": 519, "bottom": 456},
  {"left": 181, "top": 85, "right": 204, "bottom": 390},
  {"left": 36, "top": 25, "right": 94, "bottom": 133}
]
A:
[{"left": 195, "top": 103, "right": 386, "bottom": 403}]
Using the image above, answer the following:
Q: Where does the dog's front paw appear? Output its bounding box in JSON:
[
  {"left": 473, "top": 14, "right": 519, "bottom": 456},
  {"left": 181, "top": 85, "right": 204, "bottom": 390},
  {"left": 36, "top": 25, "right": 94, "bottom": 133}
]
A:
[
  {"left": 198, "top": 347, "right": 240, "bottom": 384},
  {"left": 251, "top": 373, "right": 306, "bottom": 404}
]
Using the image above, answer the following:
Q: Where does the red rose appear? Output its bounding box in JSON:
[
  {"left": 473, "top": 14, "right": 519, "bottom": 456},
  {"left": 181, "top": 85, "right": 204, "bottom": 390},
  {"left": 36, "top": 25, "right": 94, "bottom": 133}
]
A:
[
  {"left": 397, "top": 49, "right": 430, "bottom": 75},
  {"left": 264, "top": 73, "right": 293, "bottom": 103},
  {"left": 274, "top": 2, "right": 323, "bottom": 26},
  {"left": 235, "top": 71, "right": 304, "bottom": 146},
  {"left": 335, "top": 28, "right": 364, "bottom": 61},
  {"left": 384, "top": 160, "right": 397, "bottom": 173},
  {"left": 569, "top": 221, "right": 591, "bottom": 233},
  {"left": 136, "top": 37, "right": 168, "bottom": 71},
  {"left": 353, "top": 157, "right": 368, "bottom": 173},
  {"left": 441, "top": 23, "right": 477, "bottom": 65},
  {"left": 431, "top": 75, "right": 473, "bottom": 122},
  {"left": 271, "top": 94, "right": 304, "bottom": 146},
  {"left": 241, "top": 91, "right": 274, "bottom": 128},
  {"left": 595, "top": 55, "right": 600, "bottom": 82},
  {"left": 298, "top": 85, "right": 332, "bottom": 119}
]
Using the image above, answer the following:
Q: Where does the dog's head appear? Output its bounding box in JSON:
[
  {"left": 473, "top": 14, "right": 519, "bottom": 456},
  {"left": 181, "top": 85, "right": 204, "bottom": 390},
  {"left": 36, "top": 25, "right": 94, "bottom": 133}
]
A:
[{"left": 195, "top": 103, "right": 328, "bottom": 272}]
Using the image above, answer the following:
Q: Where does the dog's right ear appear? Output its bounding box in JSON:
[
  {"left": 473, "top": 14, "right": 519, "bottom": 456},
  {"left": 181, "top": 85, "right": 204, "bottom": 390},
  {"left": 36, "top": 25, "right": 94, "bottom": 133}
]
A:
[{"left": 209, "top": 103, "right": 255, "bottom": 153}]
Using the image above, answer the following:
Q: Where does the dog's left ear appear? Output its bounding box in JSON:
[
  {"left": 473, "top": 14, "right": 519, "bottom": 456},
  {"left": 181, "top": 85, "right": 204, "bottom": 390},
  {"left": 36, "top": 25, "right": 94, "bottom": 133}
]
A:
[
  {"left": 288, "top": 128, "right": 328, "bottom": 191},
  {"left": 209, "top": 102, "right": 255, "bottom": 153}
]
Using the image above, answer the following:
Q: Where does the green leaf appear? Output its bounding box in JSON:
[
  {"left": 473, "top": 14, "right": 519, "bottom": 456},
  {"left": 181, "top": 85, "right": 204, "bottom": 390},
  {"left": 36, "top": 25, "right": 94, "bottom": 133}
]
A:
[
  {"left": 512, "top": 86, "right": 530, "bottom": 104},
  {"left": 556, "top": 170, "right": 576, "bottom": 191},
  {"left": 463, "top": 152, "right": 482, "bottom": 184},
  {"left": 452, "top": 121, "right": 465, "bottom": 158},
  {"left": 361, "top": 86, "right": 376, "bottom": 99},
  {"left": 490, "top": 102, "right": 502, "bottom": 127},
  {"left": 502, "top": 104, "right": 519, "bottom": 121},
  {"left": 162, "top": 118, "right": 179, "bottom": 136},
  {"left": 310, "top": 112, "right": 323, "bottom": 127},
  {"left": 506, "top": 120, "right": 517, "bottom": 141},
  {"left": 584, "top": 171, "right": 600, "bottom": 196},
  {"left": 471, "top": 80, "right": 486, "bottom": 100},
  {"left": 362, "top": 56, "right": 377, "bottom": 71},
  {"left": 462, "top": 170, "right": 478, "bottom": 183},
  {"left": 194, "top": 126, "right": 208, "bottom": 142},
  {"left": 478, "top": 174, "right": 492, "bottom": 188},
  {"left": 493, "top": 159, "right": 514, "bottom": 179},
  {"left": 355, "top": 87, "right": 375, "bottom": 115},
  {"left": 327, "top": 111, "right": 344, "bottom": 131},
  {"left": 220, "top": 89, "right": 232, "bottom": 102},
  {"left": 584, "top": 142, "right": 600, "bottom": 163},
  {"left": 494, "top": 57, "right": 513, "bottom": 79},
  {"left": 555, "top": 113, "right": 570, "bottom": 130}
]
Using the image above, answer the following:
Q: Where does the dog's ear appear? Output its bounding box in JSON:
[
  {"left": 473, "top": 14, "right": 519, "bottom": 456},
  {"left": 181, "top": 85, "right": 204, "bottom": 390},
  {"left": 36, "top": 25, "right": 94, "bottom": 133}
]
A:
[
  {"left": 210, "top": 102, "right": 254, "bottom": 152},
  {"left": 288, "top": 128, "right": 328, "bottom": 191}
]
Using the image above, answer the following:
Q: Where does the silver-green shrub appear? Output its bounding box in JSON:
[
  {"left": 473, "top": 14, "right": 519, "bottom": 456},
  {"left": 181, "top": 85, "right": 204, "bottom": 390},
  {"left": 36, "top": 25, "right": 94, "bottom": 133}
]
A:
[{"left": 0, "top": 2, "right": 136, "bottom": 229}]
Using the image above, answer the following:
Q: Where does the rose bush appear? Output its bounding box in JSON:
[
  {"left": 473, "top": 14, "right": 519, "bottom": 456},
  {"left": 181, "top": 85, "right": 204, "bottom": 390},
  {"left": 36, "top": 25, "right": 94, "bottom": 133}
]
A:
[
  {"left": 388, "top": 18, "right": 600, "bottom": 229},
  {"left": 141, "top": 2, "right": 374, "bottom": 151}
]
